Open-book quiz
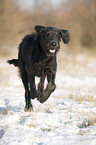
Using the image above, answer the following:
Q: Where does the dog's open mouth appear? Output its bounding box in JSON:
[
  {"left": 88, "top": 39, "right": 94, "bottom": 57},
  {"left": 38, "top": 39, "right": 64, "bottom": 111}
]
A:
[{"left": 49, "top": 49, "right": 55, "bottom": 53}]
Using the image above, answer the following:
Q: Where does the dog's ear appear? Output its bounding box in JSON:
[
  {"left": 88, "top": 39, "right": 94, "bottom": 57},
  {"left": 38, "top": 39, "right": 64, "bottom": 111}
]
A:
[
  {"left": 35, "top": 25, "right": 45, "bottom": 33},
  {"left": 59, "top": 29, "right": 70, "bottom": 44}
]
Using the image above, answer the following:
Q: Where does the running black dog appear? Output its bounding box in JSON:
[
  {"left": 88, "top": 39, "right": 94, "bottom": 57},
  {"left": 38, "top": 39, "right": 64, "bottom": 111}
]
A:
[{"left": 8, "top": 25, "right": 69, "bottom": 111}]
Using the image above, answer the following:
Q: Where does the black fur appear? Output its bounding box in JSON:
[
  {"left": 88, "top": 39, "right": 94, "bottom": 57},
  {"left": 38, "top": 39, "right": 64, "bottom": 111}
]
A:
[
  {"left": 7, "top": 25, "right": 69, "bottom": 111},
  {"left": 7, "top": 59, "right": 19, "bottom": 67}
]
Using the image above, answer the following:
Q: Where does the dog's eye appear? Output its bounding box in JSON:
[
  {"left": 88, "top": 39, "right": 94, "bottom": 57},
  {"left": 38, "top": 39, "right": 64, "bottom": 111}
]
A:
[{"left": 47, "top": 32, "right": 50, "bottom": 38}]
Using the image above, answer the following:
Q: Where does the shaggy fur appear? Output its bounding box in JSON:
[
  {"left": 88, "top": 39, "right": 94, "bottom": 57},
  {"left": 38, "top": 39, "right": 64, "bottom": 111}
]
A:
[{"left": 7, "top": 25, "right": 69, "bottom": 111}]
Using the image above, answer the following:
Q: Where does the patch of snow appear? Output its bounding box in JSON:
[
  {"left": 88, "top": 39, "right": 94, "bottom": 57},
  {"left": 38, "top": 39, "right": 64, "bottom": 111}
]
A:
[{"left": 0, "top": 55, "right": 96, "bottom": 145}]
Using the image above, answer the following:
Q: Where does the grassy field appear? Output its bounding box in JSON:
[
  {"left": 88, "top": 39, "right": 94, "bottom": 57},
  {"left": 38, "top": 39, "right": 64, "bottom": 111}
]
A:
[{"left": 0, "top": 48, "right": 96, "bottom": 145}]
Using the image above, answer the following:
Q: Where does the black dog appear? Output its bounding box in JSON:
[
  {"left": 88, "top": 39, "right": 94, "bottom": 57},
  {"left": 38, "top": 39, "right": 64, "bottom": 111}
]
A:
[{"left": 8, "top": 25, "right": 69, "bottom": 111}]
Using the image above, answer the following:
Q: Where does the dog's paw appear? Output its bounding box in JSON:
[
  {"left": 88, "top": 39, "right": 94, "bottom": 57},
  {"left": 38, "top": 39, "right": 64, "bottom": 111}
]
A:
[
  {"left": 47, "top": 82, "right": 56, "bottom": 92},
  {"left": 37, "top": 93, "right": 45, "bottom": 103},
  {"left": 24, "top": 105, "right": 33, "bottom": 112},
  {"left": 37, "top": 83, "right": 56, "bottom": 103},
  {"left": 37, "top": 90, "right": 51, "bottom": 104}
]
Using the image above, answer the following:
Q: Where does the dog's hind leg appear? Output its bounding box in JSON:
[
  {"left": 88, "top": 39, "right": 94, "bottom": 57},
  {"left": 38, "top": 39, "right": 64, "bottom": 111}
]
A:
[
  {"left": 28, "top": 76, "right": 38, "bottom": 99},
  {"left": 20, "top": 61, "right": 33, "bottom": 112}
]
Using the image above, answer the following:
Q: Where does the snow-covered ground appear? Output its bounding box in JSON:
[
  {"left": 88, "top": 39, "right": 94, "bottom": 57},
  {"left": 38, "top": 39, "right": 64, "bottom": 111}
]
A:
[{"left": 0, "top": 53, "right": 96, "bottom": 145}]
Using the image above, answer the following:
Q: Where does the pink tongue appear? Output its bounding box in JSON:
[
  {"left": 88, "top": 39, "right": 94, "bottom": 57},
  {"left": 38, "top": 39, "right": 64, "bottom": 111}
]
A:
[{"left": 50, "top": 49, "right": 55, "bottom": 53}]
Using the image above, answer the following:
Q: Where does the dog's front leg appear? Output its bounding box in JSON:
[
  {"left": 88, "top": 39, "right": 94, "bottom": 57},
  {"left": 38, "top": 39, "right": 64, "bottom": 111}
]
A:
[
  {"left": 38, "top": 76, "right": 45, "bottom": 95},
  {"left": 37, "top": 74, "right": 56, "bottom": 103}
]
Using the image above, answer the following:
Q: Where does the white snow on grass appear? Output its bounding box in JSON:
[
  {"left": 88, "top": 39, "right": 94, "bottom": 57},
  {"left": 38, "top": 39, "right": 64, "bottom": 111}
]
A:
[{"left": 0, "top": 54, "right": 96, "bottom": 145}]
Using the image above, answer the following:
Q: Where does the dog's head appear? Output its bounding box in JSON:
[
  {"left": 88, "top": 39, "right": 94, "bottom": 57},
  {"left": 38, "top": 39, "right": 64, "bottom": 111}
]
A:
[{"left": 35, "top": 25, "right": 69, "bottom": 56}]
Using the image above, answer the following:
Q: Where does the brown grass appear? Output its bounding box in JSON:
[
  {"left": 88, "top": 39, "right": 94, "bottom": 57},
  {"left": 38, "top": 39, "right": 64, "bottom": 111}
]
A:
[
  {"left": 69, "top": 95, "right": 96, "bottom": 104},
  {"left": 0, "top": 0, "right": 96, "bottom": 57}
]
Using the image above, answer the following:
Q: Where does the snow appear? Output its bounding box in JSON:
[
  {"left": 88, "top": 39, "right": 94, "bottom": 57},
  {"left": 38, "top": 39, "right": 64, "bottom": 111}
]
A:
[{"left": 0, "top": 54, "right": 96, "bottom": 145}]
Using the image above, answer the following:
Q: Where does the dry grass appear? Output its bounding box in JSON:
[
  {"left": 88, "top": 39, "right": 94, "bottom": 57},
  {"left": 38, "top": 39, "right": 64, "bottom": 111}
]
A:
[
  {"left": 40, "top": 127, "right": 52, "bottom": 132},
  {"left": 0, "top": 126, "right": 8, "bottom": 139},
  {"left": 28, "top": 123, "right": 38, "bottom": 128},
  {"left": 78, "top": 116, "right": 96, "bottom": 135},
  {"left": 28, "top": 123, "right": 52, "bottom": 132},
  {"left": 0, "top": 0, "right": 96, "bottom": 57},
  {"left": 0, "top": 106, "right": 12, "bottom": 115},
  {"left": 69, "top": 94, "right": 96, "bottom": 104},
  {"left": 88, "top": 117, "right": 96, "bottom": 126}
]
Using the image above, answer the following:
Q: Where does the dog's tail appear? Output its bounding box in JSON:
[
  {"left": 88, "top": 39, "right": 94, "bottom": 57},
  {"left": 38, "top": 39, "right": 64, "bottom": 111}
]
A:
[{"left": 7, "top": 59, "right": 19, "bottom": 67}]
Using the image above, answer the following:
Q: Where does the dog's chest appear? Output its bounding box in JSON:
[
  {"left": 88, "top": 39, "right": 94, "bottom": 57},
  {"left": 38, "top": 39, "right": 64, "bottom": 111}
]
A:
[
  {"left": 33, "top": 62, "right": 46, "bottom": 76},
  {"left": 29, "top": 61, "right": 55, "bottom": 77}
]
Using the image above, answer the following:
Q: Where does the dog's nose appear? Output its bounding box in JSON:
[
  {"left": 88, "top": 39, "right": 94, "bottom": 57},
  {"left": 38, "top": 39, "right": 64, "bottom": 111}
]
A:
[{"left": 51, "top": 42, "right": 57, "bottom": 47}]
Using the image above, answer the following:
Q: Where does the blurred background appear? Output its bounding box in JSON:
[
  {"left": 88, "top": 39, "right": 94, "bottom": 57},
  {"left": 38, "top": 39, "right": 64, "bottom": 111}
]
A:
[
  {"left": 0, "top": 0, "right": 96, "bottom": 57},
  {"left": 0, "top": 1, "right": 96, "bottom": 143}
]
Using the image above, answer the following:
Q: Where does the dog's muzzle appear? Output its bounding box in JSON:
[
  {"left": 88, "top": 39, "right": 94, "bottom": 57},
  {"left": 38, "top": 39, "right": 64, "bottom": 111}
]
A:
[
  {"left": 49, "top": 49, "right": 56, "bottom": 53},
  {"left": 49, "top": 41, "right": 58, "bottom": 54}
]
